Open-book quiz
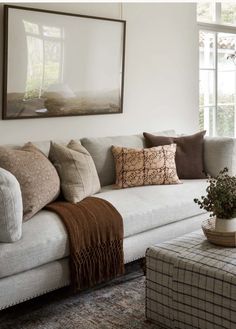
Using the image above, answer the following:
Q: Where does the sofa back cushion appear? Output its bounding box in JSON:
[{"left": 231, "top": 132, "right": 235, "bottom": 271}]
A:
[
  {"left": 204, "top": 137, "right": 236, "bottom": 177},
  {"left": 81, "top": 130, "right": 175, "bottom": 186},
  {"left": 3, "top": 139, "right": 80, "bottom": 157},
  {"left": 0, "top": 168, "right": 23, "bottom": 243}
]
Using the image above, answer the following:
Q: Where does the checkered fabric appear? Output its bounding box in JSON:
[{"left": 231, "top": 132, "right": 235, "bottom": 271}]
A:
[{"left": 146, "top": 231, "right": 236, "bottom": 329}]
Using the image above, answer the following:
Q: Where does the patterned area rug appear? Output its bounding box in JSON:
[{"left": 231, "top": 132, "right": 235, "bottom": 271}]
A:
[{"left": 0, "top": 262, "right": 160, "bottom": 329}]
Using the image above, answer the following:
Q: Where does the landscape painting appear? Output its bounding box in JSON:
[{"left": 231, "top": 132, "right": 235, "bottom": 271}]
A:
[{"left": 3, "top": 6, "right": 126, "bottom": 119}]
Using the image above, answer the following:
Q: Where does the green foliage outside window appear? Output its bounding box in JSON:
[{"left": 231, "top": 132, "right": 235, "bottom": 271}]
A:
[
  {"left": 199, "top": 105, "right": 235, "bottom": 137},
  {"left": 221, "top": 3, "right": 236, "bottom": 25},
  {"left": 197, "top": 2, "right": 236, "bottom": 25}
]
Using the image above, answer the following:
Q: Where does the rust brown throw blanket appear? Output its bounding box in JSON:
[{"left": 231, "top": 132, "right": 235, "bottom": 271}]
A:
[{"left": 45, "top": 197, "right": 124, "bottom": 292}]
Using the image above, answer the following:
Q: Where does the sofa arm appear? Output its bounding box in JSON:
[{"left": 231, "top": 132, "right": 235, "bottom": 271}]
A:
[{"left": 204, "top": 137, "right": 236, "bottom": 177}]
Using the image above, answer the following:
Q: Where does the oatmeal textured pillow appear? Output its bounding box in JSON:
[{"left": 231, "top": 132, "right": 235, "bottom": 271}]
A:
[
  {"left": 112, "top": 144, "right": 180, "bottom": 188},
  {"left": 49, "top": 140, "right": 101, "bottom": 203},
  {"left": 143, "top": 131, "right": 206, "bottom": 179},
  {"left": 0, "top": 168, "right": 23, "bottom": 242},
  {"left": 0, "top": 142, "right": 60, "bottom": 221}
]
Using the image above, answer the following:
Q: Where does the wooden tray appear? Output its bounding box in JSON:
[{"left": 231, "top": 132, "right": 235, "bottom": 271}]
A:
[{"left": 202, "top": 218, "right": 236, "bottom": 247}]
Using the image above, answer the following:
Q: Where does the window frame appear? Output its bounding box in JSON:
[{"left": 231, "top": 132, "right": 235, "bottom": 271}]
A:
[
  {"left": 198, "top": 20, "right": 236, "bottom": 136},
  {"left": 198, "top": 3, "right": 236, "bottom": 27}
]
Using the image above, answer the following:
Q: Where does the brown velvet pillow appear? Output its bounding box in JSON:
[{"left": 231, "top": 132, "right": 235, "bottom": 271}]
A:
[{"left": 143, "top": 131, "right": 206, "bottom": 179}]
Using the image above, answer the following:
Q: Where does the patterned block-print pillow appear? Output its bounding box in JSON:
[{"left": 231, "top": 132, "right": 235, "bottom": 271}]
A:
[{"left": 112, "top": 144, "right": 181, "bottom": 188}]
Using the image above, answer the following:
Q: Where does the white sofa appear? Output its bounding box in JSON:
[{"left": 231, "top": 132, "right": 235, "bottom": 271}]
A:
[{"left": 0, "top": 131, "right": 235, "bottom": 310}]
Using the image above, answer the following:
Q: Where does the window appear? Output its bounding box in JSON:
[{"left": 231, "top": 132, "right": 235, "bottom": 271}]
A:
[
  {"left": 198, "top": 3, "right": 236, "bottom": 137},
  {"left": 198, "top": 2, "right": 236, "bottom": 26},
  {"left": 197, "top": 3, "right": 215, "bottom": 23}
]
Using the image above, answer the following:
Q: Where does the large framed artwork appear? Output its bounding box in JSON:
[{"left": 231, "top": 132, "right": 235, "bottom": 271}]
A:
[{"left": 2, "top": 5, "right": 126, "bottom": 119}]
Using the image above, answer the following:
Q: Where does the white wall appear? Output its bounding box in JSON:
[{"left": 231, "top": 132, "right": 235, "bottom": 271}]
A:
[{"left": 0, "top": 2, "right": 198, "bottom": 144}]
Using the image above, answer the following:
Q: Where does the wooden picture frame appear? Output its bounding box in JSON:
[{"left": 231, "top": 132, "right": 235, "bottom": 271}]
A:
[{"left": 2, "top": 5, "right": 126, "bottom": 119}]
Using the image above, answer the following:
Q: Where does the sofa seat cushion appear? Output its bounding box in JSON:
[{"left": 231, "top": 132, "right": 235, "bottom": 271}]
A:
[
  {"left": 0, "top": 211, "right": 69, "bottom": 279},
  {"left": 97, "top": 179, "right": 208, "bottom": 238},
  {"left": 0, "top": 180, "right": 207, "bottom": 279}
]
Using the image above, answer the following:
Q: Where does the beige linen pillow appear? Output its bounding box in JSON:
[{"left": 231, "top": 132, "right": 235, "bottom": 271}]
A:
[
  {"left": 49, "top": 140, "right": 101, "bottom": 203},
  {"left": 112, "top": 144, "right": 181, "bottom": 188},
  {"left": 0, "top": 142, "right": 60, "bottom": 221}
]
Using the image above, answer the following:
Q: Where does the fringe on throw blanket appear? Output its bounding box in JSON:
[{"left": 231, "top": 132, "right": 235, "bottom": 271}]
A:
[{"left": 45, "top": 197, "right": 124, "bottom": 291}]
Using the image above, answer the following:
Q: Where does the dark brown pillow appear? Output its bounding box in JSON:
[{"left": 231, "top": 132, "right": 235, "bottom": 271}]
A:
[{"left": 143, "top": 131, "right": 206, "bottom": 179}]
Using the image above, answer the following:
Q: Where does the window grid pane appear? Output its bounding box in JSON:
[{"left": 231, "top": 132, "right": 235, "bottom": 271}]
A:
[
  {"left": 197, "top": 2, "right": 215, "bottom": 23},
  {"left": 199, "top": 106, "right": 216, "bottom": 136},
  {"left": 221, "top": 3, "right": 236, "bottom": 26},
  {"left": 217, "top": 32, "right": 236, "bottom": 137},
  {"left": 199, "top": 30, "right": 236, "bottom": 137},
  {"left": 199, "top": 31, "right": 216, "bottom": 69}
]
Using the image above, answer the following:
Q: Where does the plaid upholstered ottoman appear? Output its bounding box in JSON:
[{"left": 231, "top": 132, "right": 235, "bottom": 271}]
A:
[{"left": 146, "top": 231, "right": 236, "bottom": 329}]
